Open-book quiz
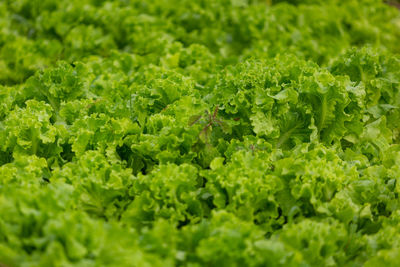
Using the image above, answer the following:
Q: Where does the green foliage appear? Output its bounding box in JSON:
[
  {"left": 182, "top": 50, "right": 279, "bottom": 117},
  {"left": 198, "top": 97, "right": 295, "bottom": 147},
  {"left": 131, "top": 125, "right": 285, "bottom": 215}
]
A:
[{"left": 0, "top": 0, "right": 400, "bottom": 266}]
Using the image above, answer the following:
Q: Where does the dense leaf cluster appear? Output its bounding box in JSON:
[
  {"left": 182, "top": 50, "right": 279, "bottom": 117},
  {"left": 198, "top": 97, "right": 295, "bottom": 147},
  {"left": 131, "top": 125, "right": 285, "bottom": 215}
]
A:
[{"left": 1, "top": 0, "right": 400, "bottom": 266}]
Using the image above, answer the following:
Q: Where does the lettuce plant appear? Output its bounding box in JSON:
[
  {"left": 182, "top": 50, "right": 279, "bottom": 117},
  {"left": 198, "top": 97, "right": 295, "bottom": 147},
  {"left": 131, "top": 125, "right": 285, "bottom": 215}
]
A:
[{"left": 0, "top": 0, "right": 400, "bottom": 266}]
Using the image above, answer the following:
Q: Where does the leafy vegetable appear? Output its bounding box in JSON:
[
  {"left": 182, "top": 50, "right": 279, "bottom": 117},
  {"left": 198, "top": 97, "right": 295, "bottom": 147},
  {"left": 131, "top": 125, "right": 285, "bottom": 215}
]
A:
[{"left": 1, "top": 0, "right": 400, "bottom": 266}]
